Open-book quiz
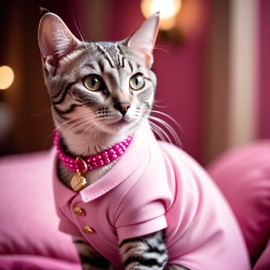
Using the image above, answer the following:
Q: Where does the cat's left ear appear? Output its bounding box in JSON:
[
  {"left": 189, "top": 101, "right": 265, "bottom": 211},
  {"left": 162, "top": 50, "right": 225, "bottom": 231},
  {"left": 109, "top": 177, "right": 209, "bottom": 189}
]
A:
[{"left": 126, "top": 13, "right": 160, "bottom": 68}]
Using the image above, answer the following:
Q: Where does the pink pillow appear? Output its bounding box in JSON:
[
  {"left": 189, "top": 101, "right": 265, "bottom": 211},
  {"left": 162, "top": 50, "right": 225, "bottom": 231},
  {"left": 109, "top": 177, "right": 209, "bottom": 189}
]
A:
[
  {"left": 0, "top": 150, "right": 80, "bottom": 269},
  {"left": 254, "top": 239, "right": 270, "bottom": 270},
  {"left": 207, "top": 140, "right": 270, "bottom": 268}
]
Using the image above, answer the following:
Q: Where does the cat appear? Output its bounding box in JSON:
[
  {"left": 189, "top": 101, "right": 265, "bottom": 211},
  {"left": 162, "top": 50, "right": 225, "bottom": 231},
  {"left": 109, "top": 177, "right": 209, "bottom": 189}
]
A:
[{"left": 38, "top": 10, "right": 251, "bottom": 270}]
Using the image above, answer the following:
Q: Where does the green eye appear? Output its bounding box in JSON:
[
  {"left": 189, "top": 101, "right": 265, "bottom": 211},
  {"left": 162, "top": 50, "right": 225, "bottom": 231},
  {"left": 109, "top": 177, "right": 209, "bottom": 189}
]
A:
[
  {"left": 130, "top": 73, "right": 145, "bottom": 90},
  {"left": 84, "top": 75, "right": 103, "bottom": 91}
]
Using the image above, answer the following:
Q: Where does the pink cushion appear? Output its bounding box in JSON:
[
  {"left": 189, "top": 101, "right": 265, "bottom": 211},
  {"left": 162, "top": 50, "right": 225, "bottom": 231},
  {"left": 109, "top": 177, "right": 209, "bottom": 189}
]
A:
[
  {"left": 0, "top": 150, "right": 80, "bottom": 269},
  {"left": 207, "top": 140, "right": 270, "bottom": 268},
  {"left": 1, "top": 142, "right": 269, "bottom": 269},
  {"left": 254, "top": 239, "right": 270, "bottom": 270}
]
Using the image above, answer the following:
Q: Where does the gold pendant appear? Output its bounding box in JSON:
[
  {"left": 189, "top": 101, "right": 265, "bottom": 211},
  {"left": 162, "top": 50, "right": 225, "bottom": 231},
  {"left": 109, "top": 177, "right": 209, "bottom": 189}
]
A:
[
  {"left": 71, "top": 172, "right": 87, "bottom": 192},
  {"left": 71, "top": 157, "right": 88, "bottom": 192}
]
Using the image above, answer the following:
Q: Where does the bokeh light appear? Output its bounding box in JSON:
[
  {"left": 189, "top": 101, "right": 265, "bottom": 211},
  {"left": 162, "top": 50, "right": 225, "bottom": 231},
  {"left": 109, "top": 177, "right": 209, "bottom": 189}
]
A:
[
  {"left": 0, "top": 66, "right": 15, "bottom": 90},
  {"left": 141, "top": 0, "right": 182, "bottom": 30}
]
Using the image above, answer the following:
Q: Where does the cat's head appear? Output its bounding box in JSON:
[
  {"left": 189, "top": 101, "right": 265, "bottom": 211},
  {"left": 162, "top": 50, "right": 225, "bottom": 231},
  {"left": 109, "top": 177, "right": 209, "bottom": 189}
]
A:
[{"left": 38, "top": 11, "right": 159, "bottom": 140}]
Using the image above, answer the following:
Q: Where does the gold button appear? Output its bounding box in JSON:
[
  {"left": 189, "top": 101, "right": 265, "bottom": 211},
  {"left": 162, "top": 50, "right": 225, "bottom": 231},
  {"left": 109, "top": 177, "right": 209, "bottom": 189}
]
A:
[
  {"left": 83, "top": 226, "right": 94, "bottom": 233},
  {"left": 73, "top": 206, "right": 86, "bottom": 216}
]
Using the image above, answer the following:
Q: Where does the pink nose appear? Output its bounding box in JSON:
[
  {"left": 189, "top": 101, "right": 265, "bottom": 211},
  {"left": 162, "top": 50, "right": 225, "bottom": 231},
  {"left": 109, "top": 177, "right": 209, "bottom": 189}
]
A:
[{"left": 113, "top": 102, "right": 131, "bottom": 116}]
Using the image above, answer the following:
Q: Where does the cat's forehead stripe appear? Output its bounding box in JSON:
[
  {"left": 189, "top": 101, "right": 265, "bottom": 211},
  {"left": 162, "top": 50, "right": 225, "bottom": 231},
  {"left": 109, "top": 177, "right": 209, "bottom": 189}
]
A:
[
  {"left": 127, "top": 60, "right": 133, "bottom": 73},
  {"left": 96, "top": 43, "right": 116, "bottom": 69},
  {"left": 95, "top": 43, "right": 129, "bottom": 70}
]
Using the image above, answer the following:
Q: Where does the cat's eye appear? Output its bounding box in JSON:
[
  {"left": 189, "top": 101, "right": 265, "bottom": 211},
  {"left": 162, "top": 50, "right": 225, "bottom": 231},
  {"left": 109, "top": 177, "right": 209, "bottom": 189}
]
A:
[
  {"left": 130, "top": 73, "right": 145, "bottom": 90},
  {"left": 83, "top": 75, "right": 103, "bottom": 91}
]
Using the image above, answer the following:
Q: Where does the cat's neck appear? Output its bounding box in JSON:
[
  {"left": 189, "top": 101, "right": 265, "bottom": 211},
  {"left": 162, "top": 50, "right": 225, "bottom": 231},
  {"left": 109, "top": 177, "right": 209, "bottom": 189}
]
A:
[{"left": 59, "top": 128, "right": 134, "bottom": 157}]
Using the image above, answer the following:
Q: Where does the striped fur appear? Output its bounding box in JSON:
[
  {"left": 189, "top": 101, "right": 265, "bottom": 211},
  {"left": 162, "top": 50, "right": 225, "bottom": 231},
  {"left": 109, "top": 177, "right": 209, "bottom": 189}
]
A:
[
  {"left": 73, "top": 232, "right": 189, "bottom": 270},
  {"left": 119, "top": 231, "right": 168, "bottom": 269},
  {"left": 38, "top": 12, "right": 188, "bottom": 270}
]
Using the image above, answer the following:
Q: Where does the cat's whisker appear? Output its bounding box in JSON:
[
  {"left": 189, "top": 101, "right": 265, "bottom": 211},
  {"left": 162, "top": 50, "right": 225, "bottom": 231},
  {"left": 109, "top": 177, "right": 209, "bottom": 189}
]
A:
[
  {"left": 66, "top": 118, "right": 95, "bottom": 138},
  {"left": 55, "top": 112, "right": 97, "bottom": 142},
  {"left": 149, "top": 117, "right": 182, "bottom": 147},
  {"left": 153, "top": 100, "right": 169, "bottom": 109},
  {"left": 81, "top": 121, "right": 98, "bottom": 141},
  {"left": 153, "top": 45, "right": 171, "bottom": 56},
  {"left": 149, "top": 121, "right": 167, "bottom": 142},
  {"left": 148, "top": 110, "right": 182, "bottom": 147},
  {"left": 92, "top": 123, "right": 106, "bottom": 151},
  {"left": 151, "top": 110, "right": 181, "bottom": 130},
  {"left": 28, "top": 106, "right": 52, "bottom": 116},
  {"left": 73, "top": 17, "right": 86, "bottom": 43},
  {"left": 41, "top": 124, "right": 57, "bottom": 151},
  {"left": 68, "top": 121, "right": 91, "bottom": 136},
  {"left": 149, "top": 120, "right": 173, "bottom": 144},
  {"left": 72, "top": 16, "right": 96, "bottom": 61},
  {"left": 57, "top": 111, "right": 96, "bottom": 127}
]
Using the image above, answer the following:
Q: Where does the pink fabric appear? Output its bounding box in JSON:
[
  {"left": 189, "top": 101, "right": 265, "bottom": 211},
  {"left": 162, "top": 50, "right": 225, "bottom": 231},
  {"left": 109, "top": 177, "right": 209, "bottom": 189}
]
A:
[
  {"left": 0, "top": 151, "right": 80, "bottom": 270},
  {"left": 54, "top": 123, "right": 251, "bottom": 270},
  {"left": 207, "top": 140, "right": 270, "bottom": 269},
  {"left": 254, "top": 239, "right": 270, "bottom": 270}
]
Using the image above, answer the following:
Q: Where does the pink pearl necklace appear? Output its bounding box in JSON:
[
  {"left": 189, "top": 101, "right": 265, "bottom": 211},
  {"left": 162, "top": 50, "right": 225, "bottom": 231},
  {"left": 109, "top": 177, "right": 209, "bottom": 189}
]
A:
[{"left": 54, "top": 130, "right": 133, "bottom": 174}]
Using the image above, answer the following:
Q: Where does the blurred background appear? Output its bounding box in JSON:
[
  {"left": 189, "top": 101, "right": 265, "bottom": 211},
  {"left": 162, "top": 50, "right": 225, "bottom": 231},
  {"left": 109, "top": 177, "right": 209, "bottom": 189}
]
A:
[{"left": 0, "top": 0, "right": 269, "bottom": 165}]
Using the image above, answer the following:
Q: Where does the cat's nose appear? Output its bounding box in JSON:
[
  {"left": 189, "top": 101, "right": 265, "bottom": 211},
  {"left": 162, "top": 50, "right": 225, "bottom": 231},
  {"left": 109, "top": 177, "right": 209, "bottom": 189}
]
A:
[{"left": 113, "top": 101, "right": 131, "bottom": 116}]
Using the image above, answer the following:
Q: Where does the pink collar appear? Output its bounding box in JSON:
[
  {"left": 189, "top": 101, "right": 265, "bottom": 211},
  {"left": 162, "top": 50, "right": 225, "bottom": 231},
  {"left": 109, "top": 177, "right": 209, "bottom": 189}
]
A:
[{"left": 54, "top": 130, "right": 133, "bottom": 174}]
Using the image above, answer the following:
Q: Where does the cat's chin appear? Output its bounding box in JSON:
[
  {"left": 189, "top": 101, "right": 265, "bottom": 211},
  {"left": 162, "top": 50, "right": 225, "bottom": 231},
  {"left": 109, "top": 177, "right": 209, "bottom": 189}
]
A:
[{"left": 101, "top": 119, "right": 141, "bottom": 135}]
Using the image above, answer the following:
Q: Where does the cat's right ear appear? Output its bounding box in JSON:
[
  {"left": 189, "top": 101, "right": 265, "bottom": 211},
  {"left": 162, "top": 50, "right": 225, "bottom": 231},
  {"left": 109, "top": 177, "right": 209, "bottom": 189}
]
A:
[{"left": 38, "top": 12, "right": 80, "bottom": 62}]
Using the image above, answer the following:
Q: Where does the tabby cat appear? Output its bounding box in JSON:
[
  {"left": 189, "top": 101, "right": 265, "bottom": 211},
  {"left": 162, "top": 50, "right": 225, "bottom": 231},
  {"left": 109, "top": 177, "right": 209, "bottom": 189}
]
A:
[{"left": 38, "top": 9, "right": 250, "bottom": 270}]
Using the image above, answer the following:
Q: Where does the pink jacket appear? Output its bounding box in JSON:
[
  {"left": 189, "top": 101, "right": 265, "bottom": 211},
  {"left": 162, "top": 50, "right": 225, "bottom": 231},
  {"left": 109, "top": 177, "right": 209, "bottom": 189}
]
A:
[{"left": 53, "top": 123, "right": 251, "bottom": 270}]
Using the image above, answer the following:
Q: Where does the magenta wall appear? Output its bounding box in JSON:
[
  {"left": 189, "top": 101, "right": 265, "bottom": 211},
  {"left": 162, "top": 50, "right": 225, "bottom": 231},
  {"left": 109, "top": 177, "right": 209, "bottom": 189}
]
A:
[{"left": 259, "top": 0, "right": 270, "bottom": 139}]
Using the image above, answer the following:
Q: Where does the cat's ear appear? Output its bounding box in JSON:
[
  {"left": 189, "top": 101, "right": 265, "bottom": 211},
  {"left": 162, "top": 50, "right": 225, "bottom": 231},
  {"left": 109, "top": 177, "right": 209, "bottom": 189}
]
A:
[
  {"left": 38, "top": 12, "right": 80, "bottom": 61},
  {"left": 126, "top": 13, "right": 160, "bottom": 67}
]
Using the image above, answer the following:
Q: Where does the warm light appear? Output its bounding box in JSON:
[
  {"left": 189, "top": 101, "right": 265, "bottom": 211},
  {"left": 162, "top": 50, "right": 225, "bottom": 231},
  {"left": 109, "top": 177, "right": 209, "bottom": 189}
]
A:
[
  {"left": 141, "top": 0, "right": 182, "bottom": 30},
  {"left": 0, "top": 66, "right": 14, "bottom": 90}
]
